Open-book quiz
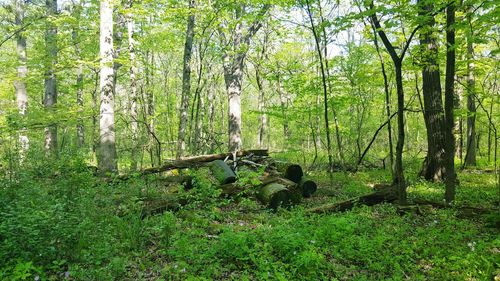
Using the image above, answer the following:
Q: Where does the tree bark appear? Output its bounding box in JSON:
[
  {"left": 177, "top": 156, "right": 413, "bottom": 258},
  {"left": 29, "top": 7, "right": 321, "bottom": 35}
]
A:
[
  {"left": 177, "top": 0, "right": 196, "bottom": 158},
  {"left": 223, "top": 48, "right": 244, "bottom": 153},
  {"left": 98, "top": 0, "right": 118, "bottom": 174},
  {"left": 444, "top": 1, "right": 457, "bottom": 203},
  {"left": 14, "top": 0, "right": 29, "bottom": 159},
  {"left": 44, "top": 0, "right": 58, "bottom": 155},
  {"left": 465, "top": 7, "right": 476, "bottom": 167},
  {"left": 418, "top": 1, "right": 447, "bottom": 181}
]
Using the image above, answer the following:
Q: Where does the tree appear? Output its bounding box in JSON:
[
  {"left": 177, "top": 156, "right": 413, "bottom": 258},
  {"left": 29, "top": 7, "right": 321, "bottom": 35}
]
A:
[
  {"left": 98, "top": 0, "right": 118, "bottom": 174},
  {"left": 127, "top": 0, "right": 139, "bottom": 169},
  {"left": 368, "top": 0, "right": 420, "bottom": 204},
  {"left": 417, "top": 0, "right": 447, "bottom": 181},
  {"left": 219, "top": 3, "right": 270, "bottom": 152},
  {"left": 44, "top": 0, "right": 58, "bottom": 155},
  {"left": 14, "top": 0, "right": 29, "bottom": 159},
  {"left": 177, "top": 0, "right": 196, "bottom": 158},
  {"left": 464, "top": 4, "right": 476, "bottom": 166},
  {"left": 444, "top": 0, "right": 457, "bottom": 203}
]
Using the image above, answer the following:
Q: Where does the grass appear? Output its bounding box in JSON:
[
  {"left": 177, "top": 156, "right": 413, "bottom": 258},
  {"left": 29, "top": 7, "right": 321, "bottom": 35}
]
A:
[{"left": 0, "top": 156, "right": 498, "bottom": 280}]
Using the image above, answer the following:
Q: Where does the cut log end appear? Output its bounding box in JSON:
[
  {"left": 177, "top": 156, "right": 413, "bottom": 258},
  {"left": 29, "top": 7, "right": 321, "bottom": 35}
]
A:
[
  {"left": 284, "top": 164, "right": 304, "bottom": 183},
  {"left": 300, "top": 179, "right": 317, "bottom": 198}
]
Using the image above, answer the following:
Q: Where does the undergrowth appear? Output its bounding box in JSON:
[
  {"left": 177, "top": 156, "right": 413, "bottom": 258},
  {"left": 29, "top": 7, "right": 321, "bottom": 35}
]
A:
[{"left": 0, "top": 156, "right": 498, "bottom": 280}]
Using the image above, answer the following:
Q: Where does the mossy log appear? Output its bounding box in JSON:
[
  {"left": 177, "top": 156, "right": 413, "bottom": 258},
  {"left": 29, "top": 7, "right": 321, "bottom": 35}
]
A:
[
  {"left": 209, "top": 160, "right": 237, "bottom": 184},
  {"left": 155, "top": 175, "right": 194, "bottom": 190},
  {"left": 307, "top": 187, "right": 398, "bottom": 213},
  {"left": 412, "top": 198, "right": 497, "bottom": 219},
  {"left": 258, "top": 183, "right": 293, "bottom": 209},
  {"left": 140, "top": 196, "right": 183, "bottom": 218}
]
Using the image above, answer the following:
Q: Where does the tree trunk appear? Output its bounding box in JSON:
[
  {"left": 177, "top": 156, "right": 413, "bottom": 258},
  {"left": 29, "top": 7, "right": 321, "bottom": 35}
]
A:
[
  {"left": 418, "top": 1, "right": 447, "bottom": 181},
  {"left": 221, "top": 5, "right": 269, "bottom": 153},
  {"left": 465, "top": 8, "right": 476, "bottom": 167},
  {"left": 276, "top": 75, "right": 289, "bottom": 141},
  {"left": 98, "top": 0, "right": 118, "bottom": 174},
  {"left": 444, "top": 1, "right": 457, "bottom": 203},
  {"left": 127, "top": 2, "right": 138, "bottom": 170},
  {"left": 256, "top": 67, "right": 267, "bottom": 148},
  {"left": 14, "top": 0, "right": 29, "bottom": 159},
  {"left": 44, "top": 0, "right": 58, "bottom": 155},
  {"left": 223, "top": 51, "right": 244, "bottom": 153},
  {"left": 304, "top": 0, "right": 334, "bottom": 172},
  {"left": 394, "top": 63, "right": 407, "bottom": 204},
  {"left": 177, "top": 0, "right": 196, "bottom": 158},
  {"left": 70, "top": 4, "right": 84, "bottom": 148},
  {"left": 370, "top": 19, "right": 393, "bottom": 174},
  {"left": 318, "top": 1, "right": 344, "bottom": 165}
]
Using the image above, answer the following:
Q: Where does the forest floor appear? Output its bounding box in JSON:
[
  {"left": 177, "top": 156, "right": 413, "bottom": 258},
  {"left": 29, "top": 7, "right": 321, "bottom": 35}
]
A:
[{"left": 0, "top": 156, "right": 499, "bottom": 280}]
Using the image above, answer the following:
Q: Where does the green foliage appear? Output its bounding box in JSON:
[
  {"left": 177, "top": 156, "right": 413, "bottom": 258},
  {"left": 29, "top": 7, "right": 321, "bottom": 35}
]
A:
[{"left": 0, "top": 158, "right": 498, "bottom": 279}]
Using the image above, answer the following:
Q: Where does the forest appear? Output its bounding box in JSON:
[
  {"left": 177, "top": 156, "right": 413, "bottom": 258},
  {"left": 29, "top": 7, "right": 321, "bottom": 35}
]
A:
[{"left": 0, "top": 0, "right": 498, "bottom": 279}]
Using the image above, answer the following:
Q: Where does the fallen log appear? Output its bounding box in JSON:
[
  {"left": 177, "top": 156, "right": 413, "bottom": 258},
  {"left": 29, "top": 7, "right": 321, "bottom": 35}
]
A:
[
  {"left": 412, "top": 198, "right": 497, "bottom": 219},
  {"left": 140, "top": 196, "right": 183, "bottom": 218},
  {"left": 140, "top": 149, "right": 269, "bottom": 175},
  {"left": 209, "top": 160, "right": 237, "bottom": 184},
  {"left": 258, "top": 183, "right": 293, "bottom": 210},
  {"left": 154, "top": 175, "right": 194, "bottom": 190},
  {"left": 306, "top": 187, "right": 398, "bottom": 213}
]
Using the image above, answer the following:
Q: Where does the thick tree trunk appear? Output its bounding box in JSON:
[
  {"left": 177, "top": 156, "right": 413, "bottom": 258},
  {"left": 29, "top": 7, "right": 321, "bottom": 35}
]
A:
[
  {"left": 98, "top": 0, "right": 118, "bottom": 174},
  {"left": 127, "top": 4, "right": 139, "bottom": 170},
  {"left": 221, "top": 5, "right": 268, "bottom": 153},
  {"left": 44, "top": 0, "right": 58, "bottom": 155},
  {"left": 418, "top": 1, "right": 447, "bottom": 181},
  {"left": 177, "top": 0, "right": 196, "bottom": 158},
  {"left": 223, "top": 53, "right": 244, "bottom": 153},
  {"left": 14, "top": 0, "right": 29, "bottom": 158},
  {"left": 465, "top": 9, "right": 476, "bottom": 167},
  {"left": 444, "top": 1, "right": 457, "bottom": 203}
]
